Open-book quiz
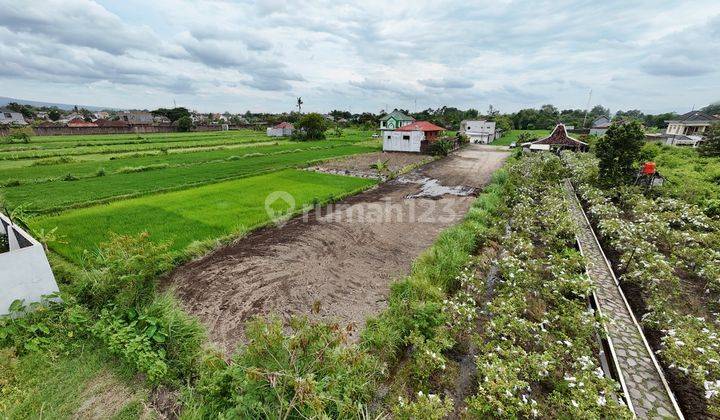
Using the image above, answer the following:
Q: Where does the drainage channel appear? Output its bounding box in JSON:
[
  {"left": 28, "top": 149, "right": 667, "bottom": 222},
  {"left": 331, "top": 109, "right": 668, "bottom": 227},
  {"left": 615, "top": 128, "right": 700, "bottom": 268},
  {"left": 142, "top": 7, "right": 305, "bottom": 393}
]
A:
[{"left": 564, "top": 180, "right": 683, "bottom": 420}]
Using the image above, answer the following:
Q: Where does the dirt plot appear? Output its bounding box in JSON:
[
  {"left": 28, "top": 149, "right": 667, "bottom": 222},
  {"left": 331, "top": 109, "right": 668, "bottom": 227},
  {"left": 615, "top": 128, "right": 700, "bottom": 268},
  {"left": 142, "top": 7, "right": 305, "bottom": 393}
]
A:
[
  {"left": 163, "top": 145, "right": 509, "bottom": 354},
  {"left": 308, "top": 151, "right": 432, "bottom": 178}
]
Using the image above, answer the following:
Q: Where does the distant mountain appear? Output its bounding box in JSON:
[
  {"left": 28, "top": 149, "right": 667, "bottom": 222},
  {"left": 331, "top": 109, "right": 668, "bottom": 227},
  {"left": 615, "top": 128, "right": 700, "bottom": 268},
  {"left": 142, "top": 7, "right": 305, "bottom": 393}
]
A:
[{"left": 0, "top": 96, "right": 113, "bottom": 111}]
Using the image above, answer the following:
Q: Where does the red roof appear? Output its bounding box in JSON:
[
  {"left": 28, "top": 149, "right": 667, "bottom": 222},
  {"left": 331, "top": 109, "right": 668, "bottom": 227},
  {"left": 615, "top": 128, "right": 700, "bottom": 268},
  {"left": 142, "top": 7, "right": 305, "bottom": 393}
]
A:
[
  {"left": 274, "top": 122, "right": 294, "bottom": 129},
  {"left": 95, "top": 119, "right": 128, "bottom": 127},
  {"left": 396, "top": 121, "right": 445, "bottom": 132},
  {"left": 67, "top": 118, "right": 98, "bottom": 128}
]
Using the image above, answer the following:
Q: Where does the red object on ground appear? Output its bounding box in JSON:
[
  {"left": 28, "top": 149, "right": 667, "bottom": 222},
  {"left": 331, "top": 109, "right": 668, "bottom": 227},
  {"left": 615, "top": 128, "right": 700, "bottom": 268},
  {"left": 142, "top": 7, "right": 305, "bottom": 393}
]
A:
[{"left": 643, "top": 161, "right": 656, "bottom": 175}]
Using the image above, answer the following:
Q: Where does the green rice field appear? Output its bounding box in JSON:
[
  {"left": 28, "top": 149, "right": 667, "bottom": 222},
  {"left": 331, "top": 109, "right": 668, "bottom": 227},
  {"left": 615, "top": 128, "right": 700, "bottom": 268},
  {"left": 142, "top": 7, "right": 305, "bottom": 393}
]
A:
[
  {"left": 32, "top": 169, "right": 376, "bottom": 263},
  {"left": 1, "top": 128, "right": 381, "bottom": 261},
  {"left": 490, "top": 129, "right": 550, "bottom": 146}
]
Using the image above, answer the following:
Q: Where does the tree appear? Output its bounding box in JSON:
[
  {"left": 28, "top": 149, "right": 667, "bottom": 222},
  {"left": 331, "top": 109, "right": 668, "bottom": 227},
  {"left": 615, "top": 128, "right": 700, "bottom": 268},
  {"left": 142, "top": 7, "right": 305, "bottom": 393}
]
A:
[
  {"left": 177, "top": 116, "right": 193, "bottom": 132},
  {"left": 296, "top": 97, "right": 303, "bottom": 113},
  {"left": 48, "top": 109, "right": 61, "bottom": 121},
  {"left": 595, "top": 121, "right": 645, "bottom": 186},
  {"left": 295, "top": 113, "right": 327, "bottom": 140},
  {"left": 701, "top": 102, "right": 720, "bottom": 116},
  {"left": 698, "top": 123, "right": 720, "bottom": 157},
  {"left": 152, "top": 107, "right": 190, "bottom": 123}
]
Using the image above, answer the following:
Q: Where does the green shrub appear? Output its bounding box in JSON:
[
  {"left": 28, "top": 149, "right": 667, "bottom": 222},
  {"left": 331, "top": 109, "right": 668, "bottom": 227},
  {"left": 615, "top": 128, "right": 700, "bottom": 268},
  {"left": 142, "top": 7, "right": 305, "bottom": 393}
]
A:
[
  {"left": 393, "top": 392, "right": 453, "bottom": 420},
  {"left": 61, "top": 173, "right": 78, "bottom": 181},
  {"left": 3, "top": 127, "right": 33, "bottom": 144},
  {"left": 92, "top": 308, "right": 169, "bottom": 383},
  {"left": 177, "top": 116, "right": 193, "bottom": 132},
  {"left": 75, "top": 233, "right": 173, "bottom": 310},
  {"left": 95, "top": 167, "right": 106, "bottom": 177},
  {"left": 3, "top": 179, "right": 20, "bottom": 187},
  {"left": 192, "top": 317, "right": 381, "bottom": 418},
  {"left": 31, "top": 156, "right": 75, "bottom": 166},
  {"left": 91, "top": 294, "right": 205, "bottom": 384},
  {"left": 117, "top": 163, "right": 170, "bottom": 174},
  {"left": 429, "top": 139, "right": 455, "bottom": 156},
  {"left": 0, "top": 296, "right": 91, "bottom": 355}
]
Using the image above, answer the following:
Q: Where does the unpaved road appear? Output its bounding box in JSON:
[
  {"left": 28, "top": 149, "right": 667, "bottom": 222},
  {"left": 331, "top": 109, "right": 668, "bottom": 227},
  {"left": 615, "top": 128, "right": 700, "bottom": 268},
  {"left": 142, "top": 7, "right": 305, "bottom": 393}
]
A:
[{"left": 163, "top": 145, "right": 509, "bottom": 354}]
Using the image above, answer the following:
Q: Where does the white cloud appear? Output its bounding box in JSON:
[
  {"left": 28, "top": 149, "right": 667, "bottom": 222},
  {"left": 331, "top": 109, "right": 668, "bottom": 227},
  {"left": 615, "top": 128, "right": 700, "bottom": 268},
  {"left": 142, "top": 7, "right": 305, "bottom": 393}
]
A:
[{"left": 0, "top": 0, "right": 718, "bottom": 113}]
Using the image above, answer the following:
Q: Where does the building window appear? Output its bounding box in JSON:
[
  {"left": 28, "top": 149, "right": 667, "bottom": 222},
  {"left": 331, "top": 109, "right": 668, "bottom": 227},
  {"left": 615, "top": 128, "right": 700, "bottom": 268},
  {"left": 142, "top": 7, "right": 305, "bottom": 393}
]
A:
[
  {"left": 3, "top": 113, "right": 11, "bottom": 118},
  {"left": 387, "top": 135, "right": 391, "bottom": 139},
  {"left": 403, "top": 135, "right": 410, "bottom": 140}
]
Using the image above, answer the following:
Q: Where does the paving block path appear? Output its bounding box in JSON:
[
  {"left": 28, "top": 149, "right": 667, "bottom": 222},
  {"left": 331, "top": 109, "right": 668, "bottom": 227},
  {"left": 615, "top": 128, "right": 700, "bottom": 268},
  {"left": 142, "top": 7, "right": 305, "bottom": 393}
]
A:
[{"left": 564, "top": 180, "right": 682, "bottom": 420}]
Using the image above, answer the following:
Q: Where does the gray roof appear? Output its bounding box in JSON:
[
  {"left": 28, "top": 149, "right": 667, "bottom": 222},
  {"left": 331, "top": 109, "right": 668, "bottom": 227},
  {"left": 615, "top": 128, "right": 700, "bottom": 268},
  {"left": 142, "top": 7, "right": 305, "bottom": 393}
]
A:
[
  {"left": 667, "top": 111, "right": 720, "bottom": 123},
  {"left": 381, "top": 110, "right": 414, "bottom": 122}
]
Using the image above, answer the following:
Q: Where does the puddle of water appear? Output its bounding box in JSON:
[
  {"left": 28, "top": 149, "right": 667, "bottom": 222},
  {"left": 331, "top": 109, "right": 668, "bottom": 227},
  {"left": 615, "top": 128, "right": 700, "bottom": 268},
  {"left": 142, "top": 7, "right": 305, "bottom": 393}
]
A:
[{"left": 398, "top": 176, "right": 475, "bottom": 199}]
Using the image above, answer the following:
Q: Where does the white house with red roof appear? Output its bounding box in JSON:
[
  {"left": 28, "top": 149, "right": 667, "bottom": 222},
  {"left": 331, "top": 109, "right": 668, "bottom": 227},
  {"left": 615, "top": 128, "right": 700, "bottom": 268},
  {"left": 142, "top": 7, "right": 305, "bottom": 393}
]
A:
[
  {"left": 267, "top": 121, "right": 294, "bottom": 137},
  {"left": 383, "top": 120, "right": 445, "bottom": 153}
]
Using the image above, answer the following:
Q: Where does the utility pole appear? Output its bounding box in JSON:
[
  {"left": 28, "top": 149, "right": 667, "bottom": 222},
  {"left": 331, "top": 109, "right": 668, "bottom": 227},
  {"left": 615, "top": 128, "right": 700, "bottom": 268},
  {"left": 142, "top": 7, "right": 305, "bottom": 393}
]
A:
[{"left": 582, "top": 89, "right": 593, "bottom": 128}]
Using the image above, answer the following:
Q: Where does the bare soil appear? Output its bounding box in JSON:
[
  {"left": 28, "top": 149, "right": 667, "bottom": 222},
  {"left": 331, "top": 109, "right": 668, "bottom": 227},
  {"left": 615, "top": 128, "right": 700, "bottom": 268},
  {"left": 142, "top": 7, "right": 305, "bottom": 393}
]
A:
[
  {"left": 162, "top": 145, "right": 509, "bottom": 355},
  {"left": 308, "top": 151, "right": 432, "bottom": 178}
]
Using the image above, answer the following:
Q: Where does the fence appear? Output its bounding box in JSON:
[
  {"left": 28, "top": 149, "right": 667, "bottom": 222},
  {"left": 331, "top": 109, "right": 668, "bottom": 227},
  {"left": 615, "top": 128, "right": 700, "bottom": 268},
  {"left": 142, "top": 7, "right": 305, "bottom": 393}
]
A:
[{"left": 0, "top": 124, "right": 236, "bottom": 137}]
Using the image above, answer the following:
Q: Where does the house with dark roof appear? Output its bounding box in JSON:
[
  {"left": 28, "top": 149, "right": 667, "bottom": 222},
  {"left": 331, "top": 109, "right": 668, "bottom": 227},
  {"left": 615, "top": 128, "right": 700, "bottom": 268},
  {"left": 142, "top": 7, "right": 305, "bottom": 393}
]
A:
[
  {"left": 380, "top": 110, "right": 414, "bottom": 131},
  {"left": 383, "top": 120, "right": 445, "bottom": 152},
  {"left": 0, "top": 108, "right": 27, "bottom": 125},
  {"left": 589, "top": 116, "right": 612, "bottom": 136},
  {"left": 522, "top": 124, "right": 588, "bottom": 153},
  {"left": 266, "top": 121, "right": 294, "bottom": 137},
  {"left": 664, "top": 111, "right": 720, "bottom": 147}
]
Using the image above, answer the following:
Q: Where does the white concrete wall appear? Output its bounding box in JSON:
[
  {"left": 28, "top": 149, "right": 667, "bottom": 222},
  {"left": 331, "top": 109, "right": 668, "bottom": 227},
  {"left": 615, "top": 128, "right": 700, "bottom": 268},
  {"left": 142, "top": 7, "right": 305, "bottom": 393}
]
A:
[
  {"left": 461, "top": 120, "right": 496, "bottom": 144},
  {"left": 267, "top": 127, "right": 291, "bottom": 137},
  {"left": 383, "top": 130, "right": 424, "bottom": 152},
  {"left": 0, "top": 215, "right": 59, "bottom": 315}
]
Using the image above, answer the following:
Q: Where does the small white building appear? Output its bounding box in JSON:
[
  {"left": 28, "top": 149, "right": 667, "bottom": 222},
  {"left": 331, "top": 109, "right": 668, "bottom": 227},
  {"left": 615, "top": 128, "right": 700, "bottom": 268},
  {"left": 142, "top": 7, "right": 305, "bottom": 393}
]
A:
[
  {"left": 383, "top": 121, "right": 444, "bottom": 153},
  {"left": 267, "top": 122, "right": 294, "bottom": 137},
  {"left": 0, "top": 108, "right": 27, "bottom": 125},
  {"left": 589, "top": 116, "right": 611, "bottom": 136},
  {"left": 459, "top": 120, "right": 498, "bottom": 144},
  {"left": 1, "top": 212, "right": 59, "bottom": 315}
]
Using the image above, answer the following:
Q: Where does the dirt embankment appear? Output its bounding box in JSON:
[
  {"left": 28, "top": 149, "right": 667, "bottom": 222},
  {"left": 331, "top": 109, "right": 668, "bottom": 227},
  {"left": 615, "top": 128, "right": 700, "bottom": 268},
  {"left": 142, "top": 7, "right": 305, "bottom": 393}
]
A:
[{"left": 162, "top": 146, "right": 509, "bottom": 355}]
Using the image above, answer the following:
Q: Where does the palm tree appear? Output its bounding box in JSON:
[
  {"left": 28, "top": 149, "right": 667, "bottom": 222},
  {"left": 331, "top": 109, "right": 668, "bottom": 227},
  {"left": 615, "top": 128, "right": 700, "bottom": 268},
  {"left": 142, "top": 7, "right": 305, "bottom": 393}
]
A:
[{"left": 296, "top": 97, "right": 303, "bottom": 113}]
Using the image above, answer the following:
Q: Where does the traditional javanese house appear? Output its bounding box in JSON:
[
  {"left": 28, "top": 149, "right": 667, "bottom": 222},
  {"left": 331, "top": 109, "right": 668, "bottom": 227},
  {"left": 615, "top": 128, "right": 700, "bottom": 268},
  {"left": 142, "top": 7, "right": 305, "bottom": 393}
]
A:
[{"left": 522, "top": 123, "right": 588, "bottom": 152}]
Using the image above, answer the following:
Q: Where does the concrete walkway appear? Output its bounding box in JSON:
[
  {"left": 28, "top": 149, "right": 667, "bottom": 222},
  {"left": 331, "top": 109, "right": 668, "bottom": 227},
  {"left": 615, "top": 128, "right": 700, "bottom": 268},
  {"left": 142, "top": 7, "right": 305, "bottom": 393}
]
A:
[{"left": 564, "top": 180, "right": 682, "bottom": 420}]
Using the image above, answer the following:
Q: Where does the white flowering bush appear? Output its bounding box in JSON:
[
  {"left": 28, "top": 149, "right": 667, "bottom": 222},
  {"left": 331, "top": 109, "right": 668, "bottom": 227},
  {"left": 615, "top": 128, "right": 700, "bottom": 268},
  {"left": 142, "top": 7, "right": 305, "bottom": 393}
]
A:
[
  {"left": 564, "top": 151, "right": 720, "bottom": 416},
  {"left": 467, "top": 154, "right": 631, "bottom": 419},
  {"left": 393, "top": 391, "right": 453, "bottom": 420}
]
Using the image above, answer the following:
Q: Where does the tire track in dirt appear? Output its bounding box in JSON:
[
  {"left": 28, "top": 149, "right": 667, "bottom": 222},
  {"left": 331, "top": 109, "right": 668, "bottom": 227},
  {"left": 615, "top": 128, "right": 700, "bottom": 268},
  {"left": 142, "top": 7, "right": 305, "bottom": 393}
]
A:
[{"left": 162, "top": 146, "right": 510, "bottom": 355}]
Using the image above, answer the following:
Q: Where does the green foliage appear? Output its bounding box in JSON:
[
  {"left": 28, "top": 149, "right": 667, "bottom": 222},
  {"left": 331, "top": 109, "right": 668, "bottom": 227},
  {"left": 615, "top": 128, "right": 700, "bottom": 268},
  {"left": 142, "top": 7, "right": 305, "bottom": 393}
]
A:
[
  {"left": 75, "top": 233, "right": 173, "bottom": 309},
  {"left": 0, "top": 296, "right": 91, "bottom": 355},
  {"left": 91, "top": 294, "right": 204, "bottom": 384},
  {"left": 192, "top": 318, "right": 381, "bottom": 418},
  {"left": 117, "top": 163, "right": 170, "bottom": 174},
  {"left": 492, "top": 129, "right": 549, "bottom": 146},
  {"left": 91, "top": 308, "right": 169, "bottom": 383},
  {"left": 151, "top": 107, "right": 190, "bottom": 123},
  {"left": 699, "top": 123, "right": 720, "bottom": 157},
  {"left": 3, "top": 127, "right": 33, "bottom": 144},
  {"left": 595, "top": 121, "right": 645, "bottom": 186},
  {"left": 177, "top": 116, "right": 193, "bottom": 132},
  {"left": 393, "top": 392, "right": 453, "bottom": 420},
  {"left": 429, "top": 139, "right": 455, "bottom": 156},
  {"left": 295, "top": 113, "right": 327, "bottom": 140}
]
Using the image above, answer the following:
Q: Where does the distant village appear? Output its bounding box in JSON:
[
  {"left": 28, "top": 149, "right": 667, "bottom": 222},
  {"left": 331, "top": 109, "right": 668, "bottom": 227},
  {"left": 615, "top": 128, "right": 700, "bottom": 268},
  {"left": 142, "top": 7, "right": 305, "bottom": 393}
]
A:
[{"left": 1, "top": 101, "right": 718, "bottom": 151}]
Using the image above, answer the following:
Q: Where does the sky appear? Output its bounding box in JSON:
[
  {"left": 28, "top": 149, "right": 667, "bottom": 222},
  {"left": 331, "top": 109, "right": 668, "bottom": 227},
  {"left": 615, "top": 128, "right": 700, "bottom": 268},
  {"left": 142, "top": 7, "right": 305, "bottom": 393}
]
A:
[{"left": 1, "top": 0, "right": 719, "bottom": 114}]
